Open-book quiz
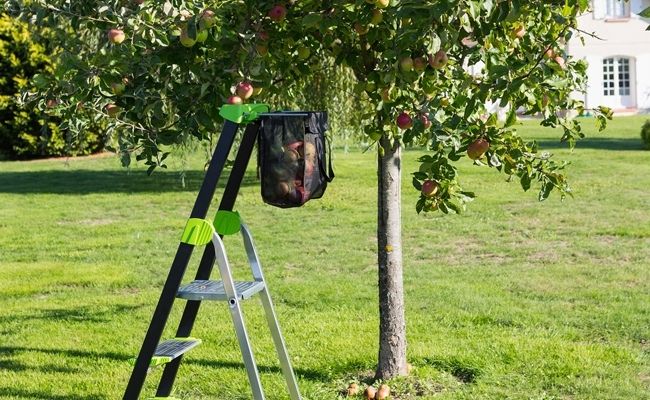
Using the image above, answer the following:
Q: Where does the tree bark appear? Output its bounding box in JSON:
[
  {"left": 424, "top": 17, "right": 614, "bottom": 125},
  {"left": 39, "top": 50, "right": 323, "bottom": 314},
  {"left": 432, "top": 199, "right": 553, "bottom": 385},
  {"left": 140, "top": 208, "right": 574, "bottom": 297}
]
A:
[{"left": 375, "top": 134, "right": 408, "bottom": 380}]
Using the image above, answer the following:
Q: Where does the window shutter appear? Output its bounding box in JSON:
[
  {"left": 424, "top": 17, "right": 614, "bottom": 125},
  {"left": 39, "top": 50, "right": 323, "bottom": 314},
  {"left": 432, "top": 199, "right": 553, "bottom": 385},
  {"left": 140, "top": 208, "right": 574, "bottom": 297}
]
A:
[{"left": 593, "top": 0, "right": 606, "bottom": 19}]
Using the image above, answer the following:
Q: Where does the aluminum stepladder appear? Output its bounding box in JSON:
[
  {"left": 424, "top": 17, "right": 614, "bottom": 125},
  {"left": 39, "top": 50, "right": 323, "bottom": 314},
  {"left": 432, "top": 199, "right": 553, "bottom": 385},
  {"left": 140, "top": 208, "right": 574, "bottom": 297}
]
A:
[{"left": 123, "top": 104, "right": 302, "bottom": 400}]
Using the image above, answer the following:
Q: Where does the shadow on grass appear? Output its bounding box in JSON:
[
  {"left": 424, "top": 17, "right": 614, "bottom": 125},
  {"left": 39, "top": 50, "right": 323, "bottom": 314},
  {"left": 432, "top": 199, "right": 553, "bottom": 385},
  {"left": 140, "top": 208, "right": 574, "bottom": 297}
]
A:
[
  {"left": 186, "top": 358, "right": 333, "bottom": 382},
  {"left": 420, "top": 356, "right": 482, "bottom": 384},
  {"left": 0, "top": 169, "right": 259, "bottom": 194},
  {"left": 0, "top": 304, "right": 146, "bottom": 324},
  {"left": 0, "top": 388, "right": 106, "bottom": 400},
  {"left": 536, "top": 137, "right": 644, "bottom": 151},
  {"left": 0, "top": 359, "right": 80, "bottom": 373},
  {"left": 0, "top": 345, "right": 334, "bottom": 383}
]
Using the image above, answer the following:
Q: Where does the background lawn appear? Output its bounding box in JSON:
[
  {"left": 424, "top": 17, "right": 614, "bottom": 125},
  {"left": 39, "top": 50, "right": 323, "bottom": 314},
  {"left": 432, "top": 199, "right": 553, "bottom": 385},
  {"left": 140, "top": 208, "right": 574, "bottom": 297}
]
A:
[{"left": 0, "top": 116, "right": 648, "bottom": 399}]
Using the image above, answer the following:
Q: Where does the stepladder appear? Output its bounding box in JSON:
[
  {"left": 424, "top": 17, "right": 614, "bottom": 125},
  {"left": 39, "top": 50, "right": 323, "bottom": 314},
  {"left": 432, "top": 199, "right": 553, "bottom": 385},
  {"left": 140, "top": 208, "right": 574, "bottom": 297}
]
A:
[
  {"left": 177, "top": 215, "right": 302, "bottom": 400},
  {"left": 123, "top": 104, "right": 305, "bottom": 400}
]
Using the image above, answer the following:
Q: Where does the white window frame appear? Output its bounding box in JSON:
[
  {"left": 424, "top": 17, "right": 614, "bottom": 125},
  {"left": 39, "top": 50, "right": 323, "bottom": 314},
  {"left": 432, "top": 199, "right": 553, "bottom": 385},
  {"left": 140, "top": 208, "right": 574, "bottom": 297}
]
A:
[
  {"left": 602, "top": 57, "right": 631, "bottom": 97},
  {"left": 605, "top": 0, "right": 630, "bottom": 19}
]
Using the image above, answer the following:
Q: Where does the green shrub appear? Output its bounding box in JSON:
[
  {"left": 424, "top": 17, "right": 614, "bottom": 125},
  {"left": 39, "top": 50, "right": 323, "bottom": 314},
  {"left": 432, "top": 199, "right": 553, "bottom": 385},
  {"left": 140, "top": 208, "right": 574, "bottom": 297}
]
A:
[
  {"left": 641, "top": 120, "right": 650, "bottom": 150},
  {"left": 0, "top": 14, "right": 104, "bottom": 159}
]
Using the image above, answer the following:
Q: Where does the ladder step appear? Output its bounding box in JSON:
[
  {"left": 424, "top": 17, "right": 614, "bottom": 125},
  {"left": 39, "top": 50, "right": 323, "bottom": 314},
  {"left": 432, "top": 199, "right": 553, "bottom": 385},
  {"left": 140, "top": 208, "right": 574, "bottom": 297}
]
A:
[
  {"left": 177, "top": 280, "right": 265, "bottom": 301},
  {"left": 150, "top": 338, "right": 201, "bottom": 367}
]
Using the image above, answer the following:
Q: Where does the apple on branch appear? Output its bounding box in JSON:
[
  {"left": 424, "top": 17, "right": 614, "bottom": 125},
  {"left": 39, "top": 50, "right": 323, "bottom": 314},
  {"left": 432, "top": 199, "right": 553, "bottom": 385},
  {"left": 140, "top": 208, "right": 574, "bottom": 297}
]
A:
[
  {"left": 180, "top": 28, "right": 196, "bottom": 47},
  {"left": 375, "top": 0, "right": 389, "bottom": 8},
  {"left": 419, "top": 114, "right": 432, "bottom": 129},
  {"left": 107, "top": 28, "right": 125, "bottom": 44},
  {"left": 227, "top": 95, "right": 243, "bottom": 104},
  {"left": 370, "top": 9, "right": 383, "bottom": 25},
  {"left": 421, "top": 179, "right": 439, "bottom": 197},
  {"left": 429, "top": 49, "right": 448, "bottom": 69},
  {"left": 399, "top": 56, "right": 414, "bottom": 72},
  {"left": 111, "top": 82, "right": 125, "bottom": 95},
  {"left": 268, "top": 4, "right": 287, "bottom": 22},
  {"left": 200, "top": 9, "right": 216, "bottom": 29},
  {"left": 396, "top": 112, "right": 413, "bottom": 130},
  {"left": 413, "top": 56, "right": 427, "bottom": 72},
  {"left": 467, "top": 138, "right": 490, "bottom": 160},
  {"left": 106, "top": 104, "right": 121, "bottom": 118},
  {"left": 236, "top": 82, "right": 254, "bottom": 100}
]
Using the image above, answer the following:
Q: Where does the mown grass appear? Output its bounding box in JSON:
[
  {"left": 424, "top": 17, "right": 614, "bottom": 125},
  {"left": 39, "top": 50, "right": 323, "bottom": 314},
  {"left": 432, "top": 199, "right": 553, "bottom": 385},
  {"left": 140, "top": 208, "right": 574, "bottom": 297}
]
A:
[{"left": 0, "top": 116, "right": 648, "bottom": 399}]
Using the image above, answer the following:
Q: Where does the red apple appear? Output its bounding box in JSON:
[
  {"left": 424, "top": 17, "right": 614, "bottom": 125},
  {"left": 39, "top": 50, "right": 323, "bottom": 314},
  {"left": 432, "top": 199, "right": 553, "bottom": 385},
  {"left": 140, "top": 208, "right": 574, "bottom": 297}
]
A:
[
  {"left": 413, "top": 56, "right": 427, "bottom": 72},
  {"left": 512, "top": 25, "right": 526, "bottom": 39},
  {"left": 200, "top": 9, "right": 216, "bottom": 28},
  {"left": 421, "top": 179, "right": 439, "bottom": 197},
  {"left": 381, "top": 87, "right": 394, "bottom": 103},
  {"left": 347, "top": 383, "right": 359, "bottom": 396},
  {"left": 467, "top": 138, "right": 490, "bottom": 160},
  {"left": 285, "top": 140, "right": 304, "bottom": 153},
  {"left": 364, "top": 386, "right": 377, "bottom": 400},
  {"left": 268, "top": 4, "right": 287, "bottom": 22},
  {"left": 370, "top": 9, "right": 383, "bottom": 25},
  {"left": 461, "top": 36, "right": 478, "bottom": 48},
  {"left": 420, "top": 114, "right": 432, "bottom": 129},
  {"left": 376, "top": 384, "right": 390, "bottom": 400},
  {"left": 544, "top": 48, "right": 555, "bottom": 59},
  {"left": 236, "top": 82, "right": 254, "bottom": 99},
  {"left": 396, "top": 112, "right": 413, "bottom": 129},
  {"left": 257, "top": 31, "right": 270, "bottom": 41},
  {"left": 105, "top": 104, "right": 121, "bottom": 117},
  {"left": 46, "top": 99, "right": 58, "bottom": 109},
  {"left": 354, "top": 22, "right": 369, "bottom": 35},
  {"left": 554, "top": 55, "right": 566, "bottom": 69},
  {"left": 429, "top": 49, "right": 448, "bottom": 69},
  {"left": 256, "top": 44, "right": 269, "bottom": 56},
  {"left": 276, "top": 181, "right": 291, "bottom": 197},
  {"left": 227, "top": 95, "right": 243, "bottom": 104},
  {"left": 283, "top": 148, "right": 300, "bottom": 165},
  {"left": 107, "top": 28, "right": 125, "bottom": 44}
]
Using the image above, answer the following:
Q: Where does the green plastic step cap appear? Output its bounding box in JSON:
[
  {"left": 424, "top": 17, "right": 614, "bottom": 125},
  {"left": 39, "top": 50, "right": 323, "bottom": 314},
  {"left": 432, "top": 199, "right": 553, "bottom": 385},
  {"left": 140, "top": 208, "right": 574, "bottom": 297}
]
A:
[
  {"left": 219, "top": 103, "right": 269, "bottom": 124},
  {"left": 181, "top": 218, "right": 215, "bottom": 246},
  {"left": 214, "top": 210, "right": 241, "bottom": 236}
]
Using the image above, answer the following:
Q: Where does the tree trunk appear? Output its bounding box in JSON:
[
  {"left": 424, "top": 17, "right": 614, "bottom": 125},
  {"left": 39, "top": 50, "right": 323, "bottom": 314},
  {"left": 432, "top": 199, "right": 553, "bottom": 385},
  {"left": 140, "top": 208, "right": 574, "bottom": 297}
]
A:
[{"left": 375, "top": 134, "right": 408, "bottom": 380}]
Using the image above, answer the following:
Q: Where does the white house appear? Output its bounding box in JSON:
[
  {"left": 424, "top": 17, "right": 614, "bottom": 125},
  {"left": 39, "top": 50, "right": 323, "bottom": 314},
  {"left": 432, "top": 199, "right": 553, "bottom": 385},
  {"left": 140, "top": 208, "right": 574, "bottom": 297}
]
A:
[{"left": 568, "top": 0, "right": 650, "bottom": 112}]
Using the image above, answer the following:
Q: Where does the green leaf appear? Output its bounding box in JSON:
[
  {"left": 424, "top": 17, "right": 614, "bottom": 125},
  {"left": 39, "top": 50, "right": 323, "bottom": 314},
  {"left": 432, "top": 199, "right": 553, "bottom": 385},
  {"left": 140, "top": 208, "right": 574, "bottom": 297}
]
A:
[
  {"left": 302, "top": 13, "right": 322, "bottom": 28},
  {"left": 520, "top": 173, "right": 531, "bottom": 191},
  {"left": 412, "top": 177, "right": 422, "bottom": 190},
  {"left": 639, "top": 6, "right": 650, "bottom": 18},
  {"left": 505, "top": 108, "right": 517, "bottom": 127}
]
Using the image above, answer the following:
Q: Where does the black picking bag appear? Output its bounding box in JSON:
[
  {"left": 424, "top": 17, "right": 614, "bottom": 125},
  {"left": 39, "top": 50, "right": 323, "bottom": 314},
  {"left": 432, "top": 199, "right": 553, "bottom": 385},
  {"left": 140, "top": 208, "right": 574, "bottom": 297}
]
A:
[{"left": 258, "top": 111, "right": 334, "bottom": 208}]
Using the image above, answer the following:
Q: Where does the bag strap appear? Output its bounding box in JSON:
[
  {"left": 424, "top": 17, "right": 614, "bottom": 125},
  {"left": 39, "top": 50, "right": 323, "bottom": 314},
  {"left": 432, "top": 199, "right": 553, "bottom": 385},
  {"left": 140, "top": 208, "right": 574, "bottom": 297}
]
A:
[{"left": 316, "top": 133, "right": 334, "bottom": 183}]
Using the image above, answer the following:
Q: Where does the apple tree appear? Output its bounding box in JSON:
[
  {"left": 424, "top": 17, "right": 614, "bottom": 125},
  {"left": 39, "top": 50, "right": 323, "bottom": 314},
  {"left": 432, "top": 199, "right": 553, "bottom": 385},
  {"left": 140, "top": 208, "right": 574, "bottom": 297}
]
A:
[{"left": 12, "top": 0, "right": 611, "bottom": 381}]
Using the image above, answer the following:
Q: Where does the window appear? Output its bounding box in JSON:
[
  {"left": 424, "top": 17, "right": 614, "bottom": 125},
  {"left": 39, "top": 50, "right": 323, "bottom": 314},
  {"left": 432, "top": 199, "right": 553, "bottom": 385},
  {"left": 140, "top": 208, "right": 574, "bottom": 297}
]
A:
[
  {"left": 603, "top": 57, "right": 631, "bottom": 97},
  {"left": 605, "top": 0, "right": 630, "bottom": 18}
]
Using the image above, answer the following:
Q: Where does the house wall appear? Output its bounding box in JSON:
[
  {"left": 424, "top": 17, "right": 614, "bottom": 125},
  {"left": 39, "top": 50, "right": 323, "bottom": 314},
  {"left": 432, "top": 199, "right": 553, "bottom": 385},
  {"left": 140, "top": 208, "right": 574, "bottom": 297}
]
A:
[{"left": 568, "top": 0, "right": 650, "bottom": 110}]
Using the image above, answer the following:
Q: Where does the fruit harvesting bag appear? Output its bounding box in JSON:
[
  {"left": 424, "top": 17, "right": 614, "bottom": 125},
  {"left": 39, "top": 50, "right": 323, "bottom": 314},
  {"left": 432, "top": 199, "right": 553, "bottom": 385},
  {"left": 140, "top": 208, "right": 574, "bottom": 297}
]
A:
[{"left": 258, "top": 111, "right": 334, "bottom": 208}]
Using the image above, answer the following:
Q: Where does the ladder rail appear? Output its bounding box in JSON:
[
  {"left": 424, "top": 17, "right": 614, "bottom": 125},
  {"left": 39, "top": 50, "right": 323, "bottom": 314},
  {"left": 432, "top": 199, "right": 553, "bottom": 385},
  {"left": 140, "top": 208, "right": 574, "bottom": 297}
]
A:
[
  {"left": 241, "top": 224, "right": 303, "bottom": 400},
  {"left": 212, "top": 232, "right": 266, "bottom": 400}
]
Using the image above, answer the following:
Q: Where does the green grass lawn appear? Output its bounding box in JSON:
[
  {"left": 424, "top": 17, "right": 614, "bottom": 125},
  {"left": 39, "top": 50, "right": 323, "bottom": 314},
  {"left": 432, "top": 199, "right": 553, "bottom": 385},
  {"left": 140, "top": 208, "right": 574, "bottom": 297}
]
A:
[{"left": 0, "top": 116, "right": 648, "bottom": 399}]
